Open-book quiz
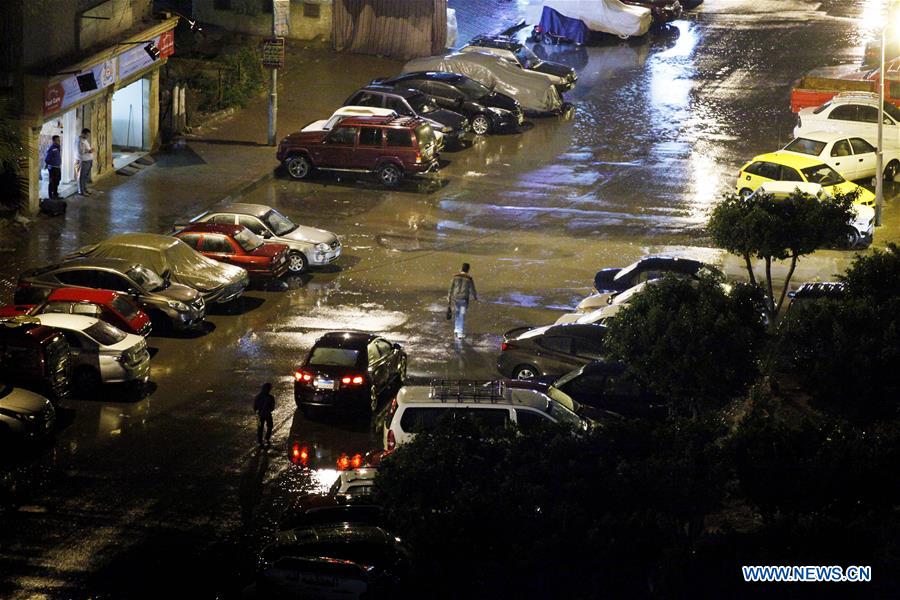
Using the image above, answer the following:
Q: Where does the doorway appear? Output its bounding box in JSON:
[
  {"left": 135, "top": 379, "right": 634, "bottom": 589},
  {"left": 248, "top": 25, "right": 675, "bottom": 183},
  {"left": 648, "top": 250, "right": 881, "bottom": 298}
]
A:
[
  {"left": 38, "top": 108, "right": 77, "bottom": 199},
  {"left": 111, "top": 77, "right": 149, "bottom": 168}
]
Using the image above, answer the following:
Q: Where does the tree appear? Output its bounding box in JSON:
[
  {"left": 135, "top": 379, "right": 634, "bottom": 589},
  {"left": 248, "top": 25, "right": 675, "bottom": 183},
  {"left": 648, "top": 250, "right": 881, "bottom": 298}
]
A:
[
  {"left": 839, "top": 242, "right": 900, "bottom": 302},
  {"left": 707, "top": 190, "right": 854, "bottom": 321},
  {"left": 604, "top": 275, "right": 767, "bottom": 416},
  {"left": 0, "top": 97, "right": 29, "bottom": 210}
]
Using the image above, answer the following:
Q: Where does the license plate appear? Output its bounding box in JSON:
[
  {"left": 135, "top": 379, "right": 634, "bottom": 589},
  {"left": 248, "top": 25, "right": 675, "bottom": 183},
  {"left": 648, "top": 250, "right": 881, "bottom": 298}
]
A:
[{"left": 315, "top": 379, "right": 334, "bottom": 390}]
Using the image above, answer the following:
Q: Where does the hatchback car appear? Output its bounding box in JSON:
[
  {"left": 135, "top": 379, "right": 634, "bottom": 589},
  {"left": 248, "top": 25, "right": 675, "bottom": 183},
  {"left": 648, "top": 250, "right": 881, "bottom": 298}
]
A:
[
  {"left": 179, "top": 203, "right": 341, "bottom": 274},
  {"left": 34, "top": 314, "right": 150, "bottom": 392},
  {"left": 497, "top": 323, "right": 607, "bottom": 380},
  {"left": 294, "top": 332, "right": 407, "bottom": 414},
  {"left": 593, "top": 256, "right": 720, "bottom": 294},
  {"left": 794, "top": 91, "right": 900, "bottom": 149},
  {"left": 460, "top": 34, "right": 577, "bottom": 91},
  {"left": 343, "top": 86, "right": 473, "bottom": 147},
  {"left": 781, "top": 131, "right": 900, "bottom": 182},
  {"left": 372, "top": 71, "right": 524, "bottom": 135},
  {"left": 15, "top": 258, "right": 205, "bottom": 332},
  {"left": 735, "top": 151, "right": 875, "bottom": 206},
  {"left": 280, "top": 469, "right": 380, "bottom": 531},
  {"left": 174, "top": 223, "right": 290, "bottom": 280},
  {"left": 0, "top": 287, "right": 152, "bottom": 337},
  {"left": 0, "top": 384, "right": 56, "bottom": 440},
  {"left": 70, "top": 233, "right": 248, "bottom": 305}
]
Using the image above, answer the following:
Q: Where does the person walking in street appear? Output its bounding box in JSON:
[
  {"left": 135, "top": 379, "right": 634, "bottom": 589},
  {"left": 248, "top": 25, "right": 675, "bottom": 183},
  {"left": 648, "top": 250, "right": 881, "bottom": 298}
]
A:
[
  {"left": 253, "top": 382, "right": 276, "bottom": 448},
  {"left": 44, "top": 135, "right": 62, "bottom": 199},
  {"left": 76, "top": 128, "right": 94, "bottom": 196},
  {"left": 448, "top": 262, "right": 478, "bottom": 339}
]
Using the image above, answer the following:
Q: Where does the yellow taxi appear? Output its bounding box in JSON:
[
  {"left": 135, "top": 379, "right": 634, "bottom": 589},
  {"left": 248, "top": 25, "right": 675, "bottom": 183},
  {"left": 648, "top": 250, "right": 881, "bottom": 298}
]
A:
[{"left": 736, "top": 151, "right": 875, "bottom": 206}]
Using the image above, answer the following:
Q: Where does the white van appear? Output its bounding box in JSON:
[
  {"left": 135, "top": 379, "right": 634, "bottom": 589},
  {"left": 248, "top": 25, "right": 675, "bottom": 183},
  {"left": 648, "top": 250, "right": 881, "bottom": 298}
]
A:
[{"left": 383, "top": 380, "right": 589, "bottom": 450}]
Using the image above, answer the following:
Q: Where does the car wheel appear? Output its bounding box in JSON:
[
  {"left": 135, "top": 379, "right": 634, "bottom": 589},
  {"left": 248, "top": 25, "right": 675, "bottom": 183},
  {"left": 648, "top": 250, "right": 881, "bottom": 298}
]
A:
[
  {"left": 847, "top": 227, "right": 862, "bottom": 249},
  {"left": 885, "top": 160, "right": 900, "bottom": 182},
  {"left": 75, "top": 366, "right": 102, "bottom": 396},
  {"left": 378, "top": 163, "right": 402, "bottom": 187},
  {"left": 287, "top": 251, "right": 308, "bottom": 273},
  {"left": 739, "top": 188, "right": 753, "bottom": 200},
  {"left": 513, "top": 365, "right": 539, "bottom": 380},
  {"left": 369, "top": 385, "right": 379, "bottom": 413},
  {"left": 286, "top": 155, "right": 312, "bottom": 180},
  {"left": 471, "top": 114, "right": 491, "bottom": 136}
]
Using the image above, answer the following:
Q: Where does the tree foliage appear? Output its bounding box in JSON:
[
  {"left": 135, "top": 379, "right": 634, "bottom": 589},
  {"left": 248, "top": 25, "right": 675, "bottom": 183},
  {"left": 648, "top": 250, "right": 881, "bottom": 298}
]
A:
[
  {"left": 0, "top": 96, "right": 29, "bottom": 209},
  {"left": 707, "top": 190, "right": 854, "bottom": 320},
  {"left": 604, "top": 275, "right": 767, "bottom": 415},
  {"left": 839, "top": 242, "right": 900, "bottom": 302}
]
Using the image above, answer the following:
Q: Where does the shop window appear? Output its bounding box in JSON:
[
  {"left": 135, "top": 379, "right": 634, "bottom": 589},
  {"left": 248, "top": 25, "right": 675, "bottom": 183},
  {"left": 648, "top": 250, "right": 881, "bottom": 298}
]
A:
[
  {"left": 304, "top": 2, "right": 320, "bottom": 18},
  {"left": 214, "top": 0, "right": 232, "bottom": 10}
]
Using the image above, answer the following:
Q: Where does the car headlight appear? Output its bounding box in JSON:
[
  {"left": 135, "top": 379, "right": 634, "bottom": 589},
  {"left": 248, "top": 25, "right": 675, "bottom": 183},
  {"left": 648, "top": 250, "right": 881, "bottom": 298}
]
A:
[
  {"left": 315, "top": 242, "right": 329, "bottom": 252},
  {"left": 167, "top": 300, "right": 188, "bottom": 311}
]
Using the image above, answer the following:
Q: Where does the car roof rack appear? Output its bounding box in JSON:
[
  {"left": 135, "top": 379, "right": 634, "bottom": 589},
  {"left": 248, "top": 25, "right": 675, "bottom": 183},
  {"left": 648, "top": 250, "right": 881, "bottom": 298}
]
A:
[
  {"left": 833, "top": 91, "right": 879, "bottom": 101},
  {"left": 429, "top": 379, "right": 506, "bottom": 403}
]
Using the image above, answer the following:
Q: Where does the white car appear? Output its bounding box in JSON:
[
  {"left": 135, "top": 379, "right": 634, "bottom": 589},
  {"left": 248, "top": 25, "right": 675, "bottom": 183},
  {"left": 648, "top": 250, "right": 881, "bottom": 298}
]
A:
[
  {"left": 555, "top": 281, "right": 651, "bottom": 325},
  {"left": 752, "top": 181, "right": 875, "bottom": 248},
  {"left": 794, "top": 91, "right": 900, "bottom": 153},
  {"left": 383, "top": 380, "right": 589, "bottom": 450},
  {"left": 328, "top": 468, "right": 376, "bottom": 499},
  {"left": 34, "top": 314, "right": 150, "bottom": 391},
  {"left": 781, "top": 130, "right": 900, "bottom": 182},
  {"left": 0, "top": 384, "right": 55, "bottom": 439}
]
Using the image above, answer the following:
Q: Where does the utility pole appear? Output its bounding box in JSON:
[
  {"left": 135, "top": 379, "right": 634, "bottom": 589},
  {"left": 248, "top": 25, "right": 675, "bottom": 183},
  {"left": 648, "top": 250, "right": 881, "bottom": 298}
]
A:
[{"left": 268, "top": 0, "right": 278, "bottom": 146}]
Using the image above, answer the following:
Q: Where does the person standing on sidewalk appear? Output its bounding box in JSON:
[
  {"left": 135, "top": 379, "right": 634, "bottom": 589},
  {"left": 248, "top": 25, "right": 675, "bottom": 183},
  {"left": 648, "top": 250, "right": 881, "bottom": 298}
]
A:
[
  {"left": 76, "top": 128, "right": 94, "bottom": 196},
  {"left": 44, "top": 135, "right": 62, "bottom": 199},
  {"left": 253, "top": 382, "right": 276, "bottom": 448},
  {"left": 448, "top": 263, "right": 478, "bottom": 339}
]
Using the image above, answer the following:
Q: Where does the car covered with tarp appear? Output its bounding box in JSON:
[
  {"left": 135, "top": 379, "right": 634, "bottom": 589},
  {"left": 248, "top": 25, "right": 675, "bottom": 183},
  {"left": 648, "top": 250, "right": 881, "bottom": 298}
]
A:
[
  {"left": 401, "top": 51, "right": 564, "bottom": 115},
  {"left": 533, "top": 0, "right": 652, "bottom": 43}
]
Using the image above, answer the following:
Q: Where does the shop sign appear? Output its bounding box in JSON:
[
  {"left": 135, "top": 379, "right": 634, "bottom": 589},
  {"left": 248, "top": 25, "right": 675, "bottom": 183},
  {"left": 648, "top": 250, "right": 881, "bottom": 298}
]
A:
[
  {"left": 118, "top": 30, "right": 176, "bottom": 82},
  {"left": 261, "top": 37, "right": 285, "bottom": 69},
  {"left": 43, "top": 58, "right": 117, "bottom": 116},
  {"left": 274, "top": 0, "right": 291, "bottom": 37}
]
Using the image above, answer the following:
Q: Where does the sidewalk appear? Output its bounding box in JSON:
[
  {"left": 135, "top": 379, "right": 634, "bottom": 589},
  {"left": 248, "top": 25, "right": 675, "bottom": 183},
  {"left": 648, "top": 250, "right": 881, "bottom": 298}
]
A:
[{"left": 0, "top": 43, "right": 402, "bottom": 299}]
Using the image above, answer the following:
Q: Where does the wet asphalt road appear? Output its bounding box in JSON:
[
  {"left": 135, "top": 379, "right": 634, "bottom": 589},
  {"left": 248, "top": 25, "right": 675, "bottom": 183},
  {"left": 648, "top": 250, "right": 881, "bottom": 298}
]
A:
[{"left": 3, "top": 1, "right": 900, "bottom": 597}]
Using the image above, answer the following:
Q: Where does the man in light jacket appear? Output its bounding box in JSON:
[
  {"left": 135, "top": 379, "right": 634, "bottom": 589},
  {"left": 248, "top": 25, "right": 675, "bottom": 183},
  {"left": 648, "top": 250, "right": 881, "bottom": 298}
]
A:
[
  {"left": 76, "top": 128, "right": 94, "bottom": 196},
  {"left": 448, "top": 262, "right": 477, "bottom": 339}
]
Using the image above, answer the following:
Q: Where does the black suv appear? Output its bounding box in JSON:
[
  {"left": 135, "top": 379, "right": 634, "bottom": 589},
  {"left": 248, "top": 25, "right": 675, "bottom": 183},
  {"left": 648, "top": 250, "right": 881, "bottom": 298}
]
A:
[
  {"left": 344, "top": 86, "right": 474, "bottom": 148},
  {"left": 372, "top": 72, "right": 524, "bottom": 135}
]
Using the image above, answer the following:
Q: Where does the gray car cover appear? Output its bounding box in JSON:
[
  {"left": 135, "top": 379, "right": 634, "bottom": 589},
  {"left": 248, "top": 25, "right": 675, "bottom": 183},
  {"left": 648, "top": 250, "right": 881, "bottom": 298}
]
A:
[{"left": 402, "top": 51, "right": 564, "bottom": 114}]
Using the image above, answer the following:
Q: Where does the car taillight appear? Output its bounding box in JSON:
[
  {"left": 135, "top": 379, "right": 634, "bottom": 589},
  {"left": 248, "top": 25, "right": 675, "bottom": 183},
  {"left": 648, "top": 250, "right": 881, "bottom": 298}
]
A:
[
  {"left": 340, "top": 375, "right": 365, "bottom": 385},
  {"left": 337, "top": 453, "right": 362, "bottom": 470},
  {"left": 350, "top": 453, "right": 363, "bottom": 469},
  {"left": 415, "top": 150, "right": 422, "bottom": 164},
  {"left": 294, "top": 370, "right": 313, "bottom": 383},
  {"left": 291, "top": 443, "right": 310, "bottom": 466},
  {"left": 386, "top": 429, "right": 396, "bottom": 451},
  {"left": 501, "top": 342, "right": 509, "bottom": 351}
]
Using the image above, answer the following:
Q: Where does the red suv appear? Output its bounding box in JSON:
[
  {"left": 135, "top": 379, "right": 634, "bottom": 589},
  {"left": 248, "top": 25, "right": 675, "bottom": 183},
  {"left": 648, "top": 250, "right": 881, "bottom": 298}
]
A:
[
  {"left": 0, "top": 288, "right": 152, "bottom": 336},
  {"left": 173, "top": 223, "right": 290, "bottom": 280},
  {"left": 276, "top": 115, "right": 440, "bottom": 187}
]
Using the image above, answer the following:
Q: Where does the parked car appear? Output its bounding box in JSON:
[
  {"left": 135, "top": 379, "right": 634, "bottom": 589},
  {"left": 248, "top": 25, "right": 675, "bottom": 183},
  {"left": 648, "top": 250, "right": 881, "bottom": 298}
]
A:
[
  {"left": 620, "top": 0, "right": 682, "bottom": 25},
  {"left": 383, "top": 379, "right": 590, "bottom": 450},
  {"left": 783, "top": 281, "right": 846, "bottom": 320},
  {"left": 460, "top": 34, "right": 578, "bottom": 91},
  {"left": 299, "top": 105, "right": 446, "bottom": 149},
  {"left": 794, "top": 91, "right": 900, "bottom": 150},
  {"left": 532, "top": 0, "right": 652, "bottom": 43},
  {"left": 277, "top": 115, "right": 441, "bottom": 188},
  {"left": 402, "top": 51, "right": 564, "bottom": 115},
  {"left": 0, "top": 288, "right": 152, "bottom": 337},
  {"left": 509, "top": 361, "right": 667, "bottom": 420},
  {"left": 0, "top": 317, "right": 71, "bottom": 402},
  {"left": 294, "top": 332, "right": 407, "bottom": 414},
  {"left": 372, "top": 71, "right": 524, "bottom": 135},
  {"left": 750, "top": 181, "right": 875, "bottom": 248},
  {"left": 179, "top": 203, "right": 341, "bottom": 274},
  {"left": 69, "top": 234, "right": 248, "bottom": 305},
  {"left": 736, "top": 151, "right": 876, "bottom": 206},
  {"left": 173, "top": 223, "right": 290, "bottom": 281},
  {"left": 280, "top": 469, "right": 380, "bottom": 531},
  {"left": 593, "top": 256, "right": 721, "bottom": 295},
  {"left": 557, "top": 281, "right": 652, "bottom": 324},
  {"left": 33, "top": 314, "right": 150, "bottom": 392},
  {"left": 0, "top": 384, "right": 56, "bottom": 440},
  {"left": 497, "top": 322, "right": 607, "bottom": 380},
  {"left": 257, "top": 524, "right": 409, "bottom": 599},
  {"left": 781, "top": 130, "right": 900, "bottom": 182},
  {"left": 343, "top": 85, "right": 474, "bottom": 147},
  {"left": 15, "top": 258, "right": 205, "bottom": 333}
]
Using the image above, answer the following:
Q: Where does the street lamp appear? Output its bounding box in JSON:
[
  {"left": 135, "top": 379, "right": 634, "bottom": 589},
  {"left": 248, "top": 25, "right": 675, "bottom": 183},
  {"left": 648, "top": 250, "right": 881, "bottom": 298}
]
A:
[{"left": 876, "top": 25, "right": 886, "bottom": 227}]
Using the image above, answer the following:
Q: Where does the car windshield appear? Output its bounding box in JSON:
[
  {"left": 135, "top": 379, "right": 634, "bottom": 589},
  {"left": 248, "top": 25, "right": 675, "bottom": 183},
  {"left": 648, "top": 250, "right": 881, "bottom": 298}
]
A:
[
  {"left": 514, "top": 45, "right": 540, "bottom": 69},
  {"left": 784, "top": 137, "right": 827, "bottom": 156},
  {"left": 127, "top": 266, "right": 163, "bottom": 292},
  {"left": 613, "top": 262, "right": 640, "bottom": 281},
  {"left": 84, "top": 321, "right": 127, "bottom": 346},
  {"left": 455, "top": 76, "right": 491, "bottom": 99},
  {"left": 408, "top": 94, "right": 438, "bottom": 114},
  {"left": 111, "top": 296, "right": 140, "bottom": 319},
  {"left": 801, "top": 164, "right": 845, "bottom": 186},
  {"left": 309, "top": 347, "right": 360, "bottom": 367},
  {"left": 234, "top": 228, "right": 264, "bottom": 252},
  {"left": 262, "top": 209, "right": 296, "bottom": 236},
  {"left": 547, "top": 398, "right": 583, "bottom": 428}
]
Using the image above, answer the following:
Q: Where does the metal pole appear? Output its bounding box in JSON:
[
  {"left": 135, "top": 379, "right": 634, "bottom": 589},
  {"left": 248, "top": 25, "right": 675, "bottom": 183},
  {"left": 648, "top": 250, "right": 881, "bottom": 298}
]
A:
[
  {"left": 268, "top": 1, "right": 278, "bottom": 146},
  {"left": 876, "top": 25, "right": 885, "bottom": 227}
]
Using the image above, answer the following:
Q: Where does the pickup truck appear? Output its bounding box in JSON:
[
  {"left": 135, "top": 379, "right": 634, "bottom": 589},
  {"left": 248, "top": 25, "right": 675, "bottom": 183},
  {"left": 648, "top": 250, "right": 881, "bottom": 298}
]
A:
[{"left": 790, "top": 61, "right": 900, "bottom": 113}]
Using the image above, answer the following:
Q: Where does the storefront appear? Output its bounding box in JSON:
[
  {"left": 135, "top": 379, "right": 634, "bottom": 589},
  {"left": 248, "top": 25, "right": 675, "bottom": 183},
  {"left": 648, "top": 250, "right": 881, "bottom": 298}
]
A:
[{"left": 21, "top": 16, "right": 178, "bottom": 213}]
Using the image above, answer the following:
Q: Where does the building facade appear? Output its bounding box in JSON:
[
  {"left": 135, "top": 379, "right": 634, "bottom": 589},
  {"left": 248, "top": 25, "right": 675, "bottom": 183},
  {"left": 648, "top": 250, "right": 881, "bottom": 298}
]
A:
[
  {"left": 192, "top": 0, "right": 332, "bottom": 41},
  {"left": 0, "top": 0, "right": 179, "bottom": 214}
]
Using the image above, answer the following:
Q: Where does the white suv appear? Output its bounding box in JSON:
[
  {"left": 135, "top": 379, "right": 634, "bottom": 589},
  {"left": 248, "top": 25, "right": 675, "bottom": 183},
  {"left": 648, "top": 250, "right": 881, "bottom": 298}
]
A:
[
  {"left": 383, "top": 380, "right": 589, "bottom": 450},
  {"left": 795, "top": 92, "right": 900, "bottom": 149}
]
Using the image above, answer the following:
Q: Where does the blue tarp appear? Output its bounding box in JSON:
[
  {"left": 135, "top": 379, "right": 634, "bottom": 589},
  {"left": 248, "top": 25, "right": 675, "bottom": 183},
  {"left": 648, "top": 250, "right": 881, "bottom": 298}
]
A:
[{"left": 538, "top": 6, "right": 591, "bottom": 45}]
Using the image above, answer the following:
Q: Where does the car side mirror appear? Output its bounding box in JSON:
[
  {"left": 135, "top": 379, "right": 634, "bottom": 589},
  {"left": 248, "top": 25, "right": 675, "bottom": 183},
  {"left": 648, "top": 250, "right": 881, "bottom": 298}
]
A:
[{"left": 393, "top": 343, "right": 401, "bottom": 351}]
